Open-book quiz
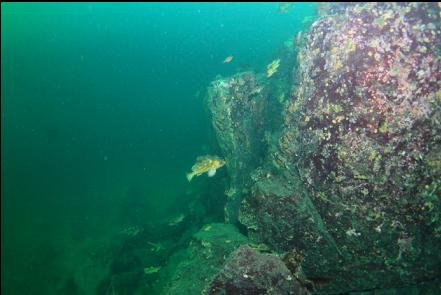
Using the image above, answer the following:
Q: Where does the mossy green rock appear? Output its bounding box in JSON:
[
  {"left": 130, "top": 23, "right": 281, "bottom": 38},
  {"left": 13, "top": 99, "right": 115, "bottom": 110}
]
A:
[{"left": 162, "top": 223, "right": 249, "bottom": 295}]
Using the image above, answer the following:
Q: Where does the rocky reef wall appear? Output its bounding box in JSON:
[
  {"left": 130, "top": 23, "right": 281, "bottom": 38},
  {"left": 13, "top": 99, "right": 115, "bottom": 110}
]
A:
[
  {"left": 209, "top": 2, "right": 441, "bottom": 294},
  {"left": 206, "top": 40, "right": 296, "bottom": 225},
  {"left": 206, "top": 72, "right": 269, "bottom": 224}
]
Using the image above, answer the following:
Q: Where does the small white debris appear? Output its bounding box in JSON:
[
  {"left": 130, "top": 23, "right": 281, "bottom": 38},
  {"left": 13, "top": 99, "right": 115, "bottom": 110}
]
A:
[{"left": 346, "top": 228, "right": 361, "bottom": 237}]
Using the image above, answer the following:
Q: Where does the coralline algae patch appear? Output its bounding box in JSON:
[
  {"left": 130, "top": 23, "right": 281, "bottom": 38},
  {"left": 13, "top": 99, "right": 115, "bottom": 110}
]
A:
[{"left": 281, "top": 2, "right": 440, "bottom": 227}]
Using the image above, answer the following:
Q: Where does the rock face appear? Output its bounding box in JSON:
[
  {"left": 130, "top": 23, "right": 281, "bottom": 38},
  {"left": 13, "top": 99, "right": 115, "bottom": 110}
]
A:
[
  {"left": 205, "top": 246, "right": 310, "bottom": 295},
  {"left": 206, "top": 72, "right": 269, "bottom": 223},
  {"left": 162, "top": 223, "right": 249, "bottom": 295},
  {"left": 206, "top": 41, "right": 297, "bottom": 226},
  {"left": 227, "top": 2, "right": 441, "bottom": 294}
]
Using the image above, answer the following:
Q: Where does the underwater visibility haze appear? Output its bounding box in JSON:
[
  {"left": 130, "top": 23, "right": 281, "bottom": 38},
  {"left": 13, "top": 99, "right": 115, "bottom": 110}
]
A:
[{"left": 2, "top": 2, "right": 441, "bottom": 295}]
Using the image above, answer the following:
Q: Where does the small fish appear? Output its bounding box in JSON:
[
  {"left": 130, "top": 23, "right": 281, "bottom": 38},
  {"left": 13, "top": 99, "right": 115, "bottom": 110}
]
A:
[
  {"left": 223, "top": 55, "right": 234, "bottom": 63},
  {"left": 119, "top": 226, "right": 142, "bottom": 237},
  {"left": 168, "top": 213, "right": 185, "bottom": 226},
  {"left": 266, "top": 59, "right": 281, "bottom": 78},
  {"left": 147, "top": 241, "right": 164, "bottom": 252},
  {"left": 278, "top": 2, "right": 293, "bottom": 13},
  {"left": 144, "top": 266, "right": 161, "bottom": 275},
  {"left": 302, "top": 16, "right": 315, "bottom": 25},
  {"left": 186, "top": 155, "right": 226, "bottom": 181}
]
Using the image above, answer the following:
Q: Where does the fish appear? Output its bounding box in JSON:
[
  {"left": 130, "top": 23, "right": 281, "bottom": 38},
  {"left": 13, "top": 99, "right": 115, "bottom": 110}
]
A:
[
  {"left": 119, "top": 226, "right": 142, "bottom": 237},
  {"left": 278, "top": 2, "right": 293, "bottom": 13},
  {"left": 223, "top": 55, "right": 234, "bottom": 63},
  {"left": 168, "top": 213, "right": 185, "bottom": 226},
  {"left": 147, "top": 241, "right": 164, "bottom": 252},
  {"left": 266, "top": 58, "right": 281, "bottom": 77},
  {"left": 144, "top": 266, "right": 161, "bottom": 275},
  {"left": 186, "top": 155, "right": 226, "bottom": 181}
]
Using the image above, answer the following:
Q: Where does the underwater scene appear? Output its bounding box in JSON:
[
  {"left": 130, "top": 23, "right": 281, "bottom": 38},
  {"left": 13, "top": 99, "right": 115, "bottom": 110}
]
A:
[{"left": 1, "top": 2, "right": 441, "bottom": 295}]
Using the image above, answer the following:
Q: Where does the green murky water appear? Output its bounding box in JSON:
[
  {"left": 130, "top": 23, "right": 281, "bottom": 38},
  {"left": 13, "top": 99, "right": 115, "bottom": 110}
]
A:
[{"left": 1, "top": 3, "right": 316, "bottom": 294}]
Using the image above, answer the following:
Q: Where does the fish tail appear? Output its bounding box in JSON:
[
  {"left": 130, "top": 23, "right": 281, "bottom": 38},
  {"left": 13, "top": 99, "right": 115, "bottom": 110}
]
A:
[{"left": 186, "top": 172, "right": 194, "bottom": 182}]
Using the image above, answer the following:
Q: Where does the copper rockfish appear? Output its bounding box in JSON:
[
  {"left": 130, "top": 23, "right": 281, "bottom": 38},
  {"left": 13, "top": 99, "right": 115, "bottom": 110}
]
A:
[{"left": 186, "top": 155, "right": 225, "bottom": 182}]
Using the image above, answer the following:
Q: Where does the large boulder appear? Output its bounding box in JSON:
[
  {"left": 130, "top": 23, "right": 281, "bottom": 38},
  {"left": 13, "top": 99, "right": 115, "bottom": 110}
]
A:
[
  {"left": 239, "top": 2, "right": 441, "bottom": 294},
  {"left": 204, "top": 245, "right": 310, "bottom": 295},
  {"left": 162, "top": 223, "right": 249, "bottom": 295},
  {"left": 206, "top": 72, "right": 269, "bottom": 223},
  {"left": 206, "top": 40, "right": 297, "bottom": 226}
]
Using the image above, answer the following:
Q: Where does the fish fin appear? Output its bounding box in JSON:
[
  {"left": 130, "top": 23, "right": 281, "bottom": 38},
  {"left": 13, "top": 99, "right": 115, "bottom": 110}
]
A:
[
  {"left": 208, "top": 169, "right": 216, "bottom": 177},
  {"left": 186, "top": 172, "right": 194, "bottom": 182}
]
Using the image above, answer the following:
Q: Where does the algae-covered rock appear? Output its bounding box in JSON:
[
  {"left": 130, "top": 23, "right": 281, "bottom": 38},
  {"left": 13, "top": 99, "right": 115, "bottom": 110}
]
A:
[
  {"left": 206, "top": 72, "right": 269, "bottom": 224},
  {"left": 205, "top": 245, "right": 310, "bottom": 295},
  {"left": 237, "top": 2, "right": 441, "bottom": 294},
  {"left": 206, "top": 39, "right": 297, "bottom": 226},
  {"left": 162, "top": 223, "right": 249, "bottom": 295}
]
